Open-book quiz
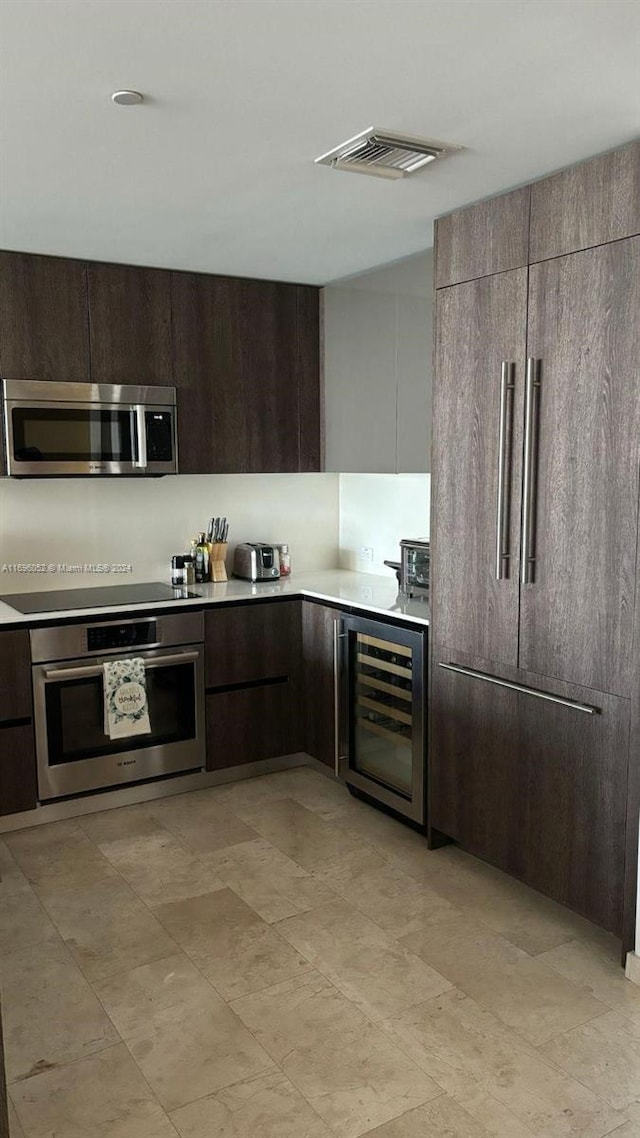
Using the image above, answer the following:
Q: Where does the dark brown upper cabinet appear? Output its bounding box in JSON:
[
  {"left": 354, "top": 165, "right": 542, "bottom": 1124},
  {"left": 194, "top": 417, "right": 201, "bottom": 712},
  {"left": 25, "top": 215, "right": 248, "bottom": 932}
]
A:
[
  {"left": 296, "top": 285, "right": 322, "bottom": 472},
  {"left": 529, "top": 140, "right": 640, "bottom": 263},
  {"left": 171, "top": 272, "right": 321, "bottom": 474},
  {"left": 434, "top": 186, "right": 530, "bottom": 289},
  {"left": 0, "top": 251, "right": 89, "bottom": 382},
  {"left": 87, "top": 262, "right": 173, "bottom": 386}
]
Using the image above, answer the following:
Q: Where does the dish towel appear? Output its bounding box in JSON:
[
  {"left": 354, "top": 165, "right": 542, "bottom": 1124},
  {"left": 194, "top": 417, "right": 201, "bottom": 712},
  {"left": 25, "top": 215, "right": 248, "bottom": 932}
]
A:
[{"left": 103, "top": 657, "right": 151, "bottom": 740}]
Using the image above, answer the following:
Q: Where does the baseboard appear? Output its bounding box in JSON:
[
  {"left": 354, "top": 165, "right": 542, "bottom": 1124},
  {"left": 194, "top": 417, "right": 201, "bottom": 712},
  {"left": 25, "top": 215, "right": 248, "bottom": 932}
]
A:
[
  {"left": 625, "top": 951, "right": 640, "bottom": 986},
  {"left": 0, "top": 752, "right": 311, "bottom": 834}
]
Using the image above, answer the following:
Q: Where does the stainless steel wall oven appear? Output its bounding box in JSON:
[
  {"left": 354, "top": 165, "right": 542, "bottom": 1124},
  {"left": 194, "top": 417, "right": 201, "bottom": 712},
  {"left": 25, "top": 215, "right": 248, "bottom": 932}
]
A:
[{"left": 31, "top": 611, "right": 205, "bottom": 800}]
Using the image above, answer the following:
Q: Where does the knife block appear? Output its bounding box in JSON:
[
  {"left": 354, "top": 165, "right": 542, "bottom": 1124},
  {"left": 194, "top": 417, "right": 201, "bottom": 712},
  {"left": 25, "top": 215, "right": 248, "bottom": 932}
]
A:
[{"left": 208, "top": 542, "right": 228, "bottom": 582}]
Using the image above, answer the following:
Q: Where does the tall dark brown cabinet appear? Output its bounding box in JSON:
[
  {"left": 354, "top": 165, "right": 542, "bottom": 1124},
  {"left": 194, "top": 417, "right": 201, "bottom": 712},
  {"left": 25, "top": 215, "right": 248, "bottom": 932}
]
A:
[{"left": 430, "top": 140, "right": 640, "bottom": 947}]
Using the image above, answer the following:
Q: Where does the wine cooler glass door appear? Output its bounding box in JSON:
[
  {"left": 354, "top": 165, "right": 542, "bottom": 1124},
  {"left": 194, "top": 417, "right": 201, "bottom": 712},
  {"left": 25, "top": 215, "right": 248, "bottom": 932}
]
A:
[{"left": 342, "top": 616, "right": 426, "bottom": 825}]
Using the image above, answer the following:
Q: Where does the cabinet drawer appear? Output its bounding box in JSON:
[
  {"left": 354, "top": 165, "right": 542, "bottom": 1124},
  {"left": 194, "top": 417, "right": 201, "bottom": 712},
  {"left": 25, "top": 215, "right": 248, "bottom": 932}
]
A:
[
  {"left": 0, "top": 630, "right": 31, "bottom": 723},
  {"left": 205, "top": 601, "right": 302, "bottom": 688},
  {"left": 434, "top": 186, "right": 530, "bottom": 288},
  {"left": 530, "top": 141, "right": 640, "bottom": 263},
  {"left": 0, "top": 722, "right": 37, "bottom": 816},
  {"left": 205, "top": 680, "right": 301, "bottom": 770},
  {"left": 430, "top": 650, "right": 629, "bottom": 934}
]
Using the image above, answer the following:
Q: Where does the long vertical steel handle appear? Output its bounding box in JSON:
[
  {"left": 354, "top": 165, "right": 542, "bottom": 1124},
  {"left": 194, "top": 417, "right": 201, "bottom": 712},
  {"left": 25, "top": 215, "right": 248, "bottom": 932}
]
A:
[
  {"left": 132, "top": 405, "right": 147, "bottom": 469},
  {"left": 333, "top": 620, "right": 346, "bottom": 777},
  {"left": 521, "top": 358, "right": 541, "bottom": 585},
  {"left": 495, "top": 361, "right": 515, "bottom": 580}
]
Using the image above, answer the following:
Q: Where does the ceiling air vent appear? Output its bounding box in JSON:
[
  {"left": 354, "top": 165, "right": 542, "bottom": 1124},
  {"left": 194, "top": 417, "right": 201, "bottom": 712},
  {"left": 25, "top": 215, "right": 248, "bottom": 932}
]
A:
[{"left": 315, "top": 127, "right": 456, "bottom": 180}]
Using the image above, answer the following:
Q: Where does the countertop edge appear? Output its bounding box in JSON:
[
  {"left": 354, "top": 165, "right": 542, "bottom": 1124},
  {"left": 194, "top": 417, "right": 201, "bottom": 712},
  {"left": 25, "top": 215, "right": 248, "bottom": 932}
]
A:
[{"left": 0, "top": 571, "right": 430, "bottom": 631}]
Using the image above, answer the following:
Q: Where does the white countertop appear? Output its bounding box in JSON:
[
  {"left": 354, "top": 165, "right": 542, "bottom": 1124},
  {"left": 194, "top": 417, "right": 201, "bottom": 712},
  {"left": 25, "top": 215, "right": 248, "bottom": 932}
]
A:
[{"left": 0, "top": 570, "right": 429, "bottom": 628}]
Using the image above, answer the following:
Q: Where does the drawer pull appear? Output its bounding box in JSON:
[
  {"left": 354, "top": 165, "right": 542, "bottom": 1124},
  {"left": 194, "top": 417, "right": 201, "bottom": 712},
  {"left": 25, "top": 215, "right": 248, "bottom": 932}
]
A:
[{"left": 438, "top": 663, "right": 598, "bottom": 715}]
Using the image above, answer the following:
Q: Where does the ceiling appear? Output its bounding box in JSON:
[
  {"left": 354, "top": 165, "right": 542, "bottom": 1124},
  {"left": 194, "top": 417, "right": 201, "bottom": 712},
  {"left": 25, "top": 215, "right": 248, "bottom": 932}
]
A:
[{"left": 0, "top": 0, "right": 638, "bottom": 284}]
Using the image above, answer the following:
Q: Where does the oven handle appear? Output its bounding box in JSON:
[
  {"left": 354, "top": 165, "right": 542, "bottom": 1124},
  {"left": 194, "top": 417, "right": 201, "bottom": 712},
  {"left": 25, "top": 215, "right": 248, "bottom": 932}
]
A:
[{"left": 43, "top": 649, "right": 200, "bottom": 682}]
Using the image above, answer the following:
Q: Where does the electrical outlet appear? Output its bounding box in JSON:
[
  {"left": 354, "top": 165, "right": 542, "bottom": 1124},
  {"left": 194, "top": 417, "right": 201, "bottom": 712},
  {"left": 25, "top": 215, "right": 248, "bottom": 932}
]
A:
[{"left": 359, "top": 546, "right": 374, "bottom": 563}]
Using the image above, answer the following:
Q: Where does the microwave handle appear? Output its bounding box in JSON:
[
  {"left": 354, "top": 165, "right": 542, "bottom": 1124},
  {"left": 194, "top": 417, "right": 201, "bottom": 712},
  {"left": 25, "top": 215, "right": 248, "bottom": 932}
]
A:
[
  {"left": 132, "top": 405, "right": 147, "bottom": 469},
  {"left": 43, "top": 650, "right": 200, "bottom": 681}
]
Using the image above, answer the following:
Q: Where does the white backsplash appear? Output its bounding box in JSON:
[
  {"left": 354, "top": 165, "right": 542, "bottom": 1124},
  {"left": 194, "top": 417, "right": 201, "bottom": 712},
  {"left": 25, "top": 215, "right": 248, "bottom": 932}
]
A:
[
  {"left": 0, "top": 473, "right": 339, "bottom": 593},
  {"left": 0, "top": 470, "right": 430, "bottom": 595},
  {"left": 338, "top": 473, "right": 430, "bottom": 577}
]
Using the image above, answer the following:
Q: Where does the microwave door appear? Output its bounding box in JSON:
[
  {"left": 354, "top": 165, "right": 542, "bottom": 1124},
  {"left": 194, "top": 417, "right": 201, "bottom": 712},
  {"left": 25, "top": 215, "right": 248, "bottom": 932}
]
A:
[{"left": 6, "top": 401, "right": 138, "bottom": 475}]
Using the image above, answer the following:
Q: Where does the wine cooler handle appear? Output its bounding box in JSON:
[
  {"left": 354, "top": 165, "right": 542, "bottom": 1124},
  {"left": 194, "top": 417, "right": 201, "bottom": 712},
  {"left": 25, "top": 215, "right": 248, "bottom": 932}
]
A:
[{"left": 333, "top": 620, "right": 347, "bottom": 777}]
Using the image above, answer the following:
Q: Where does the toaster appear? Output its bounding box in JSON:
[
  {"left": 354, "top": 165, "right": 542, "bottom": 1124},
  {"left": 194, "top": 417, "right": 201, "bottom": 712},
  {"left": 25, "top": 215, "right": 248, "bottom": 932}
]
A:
[{"left": 233, "top": 543, "right": 281, "bottom": 582}]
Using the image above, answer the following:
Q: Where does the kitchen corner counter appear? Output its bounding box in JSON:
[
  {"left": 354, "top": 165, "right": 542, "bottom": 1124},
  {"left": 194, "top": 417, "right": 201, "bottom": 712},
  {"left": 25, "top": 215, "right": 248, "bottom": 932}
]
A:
[{"left": 0, "top": 570, "right": 429, "bottom": 629}]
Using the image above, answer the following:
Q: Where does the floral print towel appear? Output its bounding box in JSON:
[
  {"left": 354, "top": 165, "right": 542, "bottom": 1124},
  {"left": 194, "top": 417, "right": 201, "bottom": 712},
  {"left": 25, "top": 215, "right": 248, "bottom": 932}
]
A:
[{"left": 103, "top": 657, "right": 151, "bottom": 740}]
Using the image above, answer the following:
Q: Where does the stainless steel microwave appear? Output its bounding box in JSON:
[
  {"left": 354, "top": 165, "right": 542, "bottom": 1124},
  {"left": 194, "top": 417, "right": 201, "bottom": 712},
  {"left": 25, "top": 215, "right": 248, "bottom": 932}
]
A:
[{"left": 2, "top": 379, "right": 178, "bottom": 477}]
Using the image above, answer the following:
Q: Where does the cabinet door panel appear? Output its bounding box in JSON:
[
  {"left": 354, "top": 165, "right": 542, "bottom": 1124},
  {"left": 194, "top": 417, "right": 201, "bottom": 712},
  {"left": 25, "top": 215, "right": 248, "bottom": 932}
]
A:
[
  {"left": 205, "top": 681, "right": 300, "bottom": 770},
  {"left": 205, "top": 601, "right": 302, "bottom": 689},
  {"left": 0, "top": 722, "right": 37, "bottom": 816},
  {"left": 302, "top": 601, "right": 338, "bottom": 768},
  {"left": 0, "top": 252, "right": 89, "bottom": 381},
  {"left": 530, "top": 141, "right": 640, "bottom": 263},
  {"left": 520, "top": 238, "right": 640, "bottom": 695},
  {"left": 296, "top": 286, "right": 322, "bottom": 472},
  {"left": 88, "top": 263, "right": 172, "bottom": 385},
  {"left": 431, "top": 270, "right": 527, "bottom": 666},
  {"left": 172, "top": 273, "right": 302, "bottom": 473},
  {"left": 0, "top": 630, "right": 31, "bottom": 723},
  {"left": 430, "top": 649, "right": 628, "bottom": 934},
  {"left": 434, "top": 187, "right": 530, "bottom": 289}
]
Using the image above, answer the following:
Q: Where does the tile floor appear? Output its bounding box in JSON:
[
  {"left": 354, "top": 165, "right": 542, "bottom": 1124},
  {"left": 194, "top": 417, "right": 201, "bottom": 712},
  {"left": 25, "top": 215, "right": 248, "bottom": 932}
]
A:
[{"left": 1, "top": 765, "right": 640, "bottom": 1137}]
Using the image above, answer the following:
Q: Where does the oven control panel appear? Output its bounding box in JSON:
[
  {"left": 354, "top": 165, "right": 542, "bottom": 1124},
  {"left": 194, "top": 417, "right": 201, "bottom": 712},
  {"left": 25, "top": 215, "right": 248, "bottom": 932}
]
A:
[
  {"left": 30, "top": 611, "right": 204, "bottom": 664},
  {"left": 87, "top": 621, "right": 158, "bottom": 653}
]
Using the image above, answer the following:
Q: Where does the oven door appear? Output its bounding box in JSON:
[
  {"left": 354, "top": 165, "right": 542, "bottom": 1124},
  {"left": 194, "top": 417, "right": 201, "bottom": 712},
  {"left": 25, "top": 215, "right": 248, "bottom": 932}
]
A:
[
  {"left": 32, "top": 644, "right": 205, "bottom": 800},
  {"left": 4, "top": 399, "right": 177, "bottom": 476}
]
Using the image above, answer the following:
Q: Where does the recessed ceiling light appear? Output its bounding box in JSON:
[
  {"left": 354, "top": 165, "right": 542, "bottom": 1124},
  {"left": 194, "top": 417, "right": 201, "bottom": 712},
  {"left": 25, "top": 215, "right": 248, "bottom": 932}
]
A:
[{"left": 111, "top": 90, "right": 144, "bottom": 106}]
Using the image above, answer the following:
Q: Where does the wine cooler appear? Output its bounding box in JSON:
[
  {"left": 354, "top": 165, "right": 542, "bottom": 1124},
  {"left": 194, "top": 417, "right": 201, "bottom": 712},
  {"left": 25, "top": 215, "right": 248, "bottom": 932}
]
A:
[{"left": 339, "top": 614, "right": 427, "bottom": 826}]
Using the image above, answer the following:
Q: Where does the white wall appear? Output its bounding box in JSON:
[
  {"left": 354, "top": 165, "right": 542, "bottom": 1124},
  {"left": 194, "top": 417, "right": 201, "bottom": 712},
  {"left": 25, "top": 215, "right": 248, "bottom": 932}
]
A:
[
  {"left": 0, "top": 473, "right": 339, "bottom": 593},
  {"left": 338, "top": 473, "right": 430, "bottom": 578}
]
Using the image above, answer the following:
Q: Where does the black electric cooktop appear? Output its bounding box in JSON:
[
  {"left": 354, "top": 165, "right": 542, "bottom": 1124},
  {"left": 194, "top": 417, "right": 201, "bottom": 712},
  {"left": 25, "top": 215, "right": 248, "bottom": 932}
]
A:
[{"left": 0, "top": 581, "right": 202, "bottom": 615}]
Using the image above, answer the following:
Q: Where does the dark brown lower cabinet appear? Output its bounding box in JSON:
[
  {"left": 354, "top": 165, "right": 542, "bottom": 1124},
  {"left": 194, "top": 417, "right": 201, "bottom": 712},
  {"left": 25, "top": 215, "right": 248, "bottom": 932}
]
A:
[
  {"left": 0, "top": 722, "right": 37, "bottom": 817},
  {"left": 302, "top": 601, "right": 339, "bottom": 768},
  {"left": 204, "top": 600, "right": 303, "bottom": 771},
  {"left": 430, "top": 647, "right": 629, "bottom": 935},
  {"left": 205, "top": 680, "right": 301, "bottom": 770}
]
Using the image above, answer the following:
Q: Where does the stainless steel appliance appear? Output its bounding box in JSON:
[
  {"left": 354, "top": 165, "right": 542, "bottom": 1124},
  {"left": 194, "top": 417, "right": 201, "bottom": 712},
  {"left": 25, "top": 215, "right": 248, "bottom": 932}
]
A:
[
  {"left": 233, "top": 543, "right": 281, "bottom": 581},
  {"left": 31, "top": 611, "right": 205, "bottom": 800},
  {"left": 400, "top": 539, "right": 430, "bottom": 598},
  {"left": 2, "top": 380, "right": 178, "bottom": 476},
  {"left": 1, "top": 581, "right": 201, "bottom": 615},
  {"left": 337, "top": 614, "right": 426, "bottom": 825}
]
